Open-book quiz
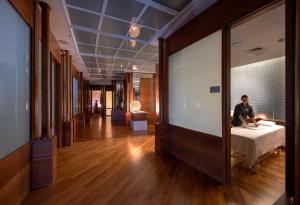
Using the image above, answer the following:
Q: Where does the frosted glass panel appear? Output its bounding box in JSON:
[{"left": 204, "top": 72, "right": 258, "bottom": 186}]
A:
[
  {"left": 231, "top": 57, "right": 285, "bottom": 120},
  {"left": 73, "top": 78, "right": 79, "bottom": 116},
  {"left": 0, "top": 0, "right": 31, "bottom": 159},
  {"left": 169, "top": 31, "right": 222, "bottom": 137}
]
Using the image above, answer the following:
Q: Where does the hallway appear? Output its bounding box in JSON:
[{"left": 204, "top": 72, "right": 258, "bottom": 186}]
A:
[{"left": 23, "top": 117, "right": 284, "bottom": 205}]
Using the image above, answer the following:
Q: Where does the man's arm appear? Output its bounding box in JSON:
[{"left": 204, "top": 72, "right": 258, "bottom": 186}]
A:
[{"left": 249, "top": 107, "right": 258, "bottom": 126}]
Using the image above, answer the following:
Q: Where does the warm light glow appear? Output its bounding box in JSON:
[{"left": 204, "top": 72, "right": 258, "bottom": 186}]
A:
[
  {"left": 156, "top": 103, "right": 159, "bottom": 115},
  {"left": 130, "top": 100, "right": 141, "bottom": 112},
  {"left": 128, "top": 24, "right": 140, "bottom": 38},
  {"left": 129, "top": 39, "right": 136, "bottom": 47},
  {"left": 129, "top": 143, "right": 141, "bottom": 157},
  {"left": 257, "top": 113, "right": 267, "bottom": 119},
  {"left": 132, "top": 65, "right": 138, "bottom": 70}
]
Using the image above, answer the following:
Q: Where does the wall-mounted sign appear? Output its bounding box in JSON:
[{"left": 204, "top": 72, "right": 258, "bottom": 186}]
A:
[{"left": 210, "top": 86, "right": 220, "bottom": 93}]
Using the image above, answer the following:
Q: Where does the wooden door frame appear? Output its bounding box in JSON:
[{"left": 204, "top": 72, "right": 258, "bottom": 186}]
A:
[
  {"left": 224, "top": 0, "right": 297, "bottom": 200},
  {"left": 294, "top": 0, "right": 300, "bottom": 203},
  {"left": 50, "top": 53, "right": 62, "bottom": 148}
]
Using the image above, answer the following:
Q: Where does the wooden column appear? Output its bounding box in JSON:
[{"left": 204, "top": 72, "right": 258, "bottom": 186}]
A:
[
  {"left": 125, "top": 74, "right": 134, "bottom": 125},
  {"left": 61, "top": 50, "right": 73, "bottom": 146},
  {"left": 31, "top": 2, "right": 57, "bottom": 189},
  {"left": 155, "top": 38, "right": 168, "bottom": 155},
  {"left": 77, "top": 72, "right": 85, "bottom": 128},
  {"left": 41, "top": 2, "right": 51, "bottom": 138},
  {"left": 32, "top": 1, "right": 42, "bottom": 140}
]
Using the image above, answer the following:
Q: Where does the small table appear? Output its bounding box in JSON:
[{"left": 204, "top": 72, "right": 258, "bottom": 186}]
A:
[{"left": 130, "top": 111, "right": 148, "bottom": 135}]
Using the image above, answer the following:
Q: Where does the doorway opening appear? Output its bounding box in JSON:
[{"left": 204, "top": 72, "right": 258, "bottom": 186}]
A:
[
  {"left": 105, "top": 91, "right": 113, "bottom": 116},
  {"left": 92, "top": 90, "right": 101, "bottom": 116},
  {"left": 229, "top": 2, "right": 286, "bottom": 204}
]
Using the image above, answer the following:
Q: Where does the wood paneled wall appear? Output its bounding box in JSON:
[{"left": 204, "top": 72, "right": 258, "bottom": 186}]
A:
[
  {"left": 140, "top": 77, "right": 155, "bottom": 124},
  {"left": 168, "top": 125, "right": 225, "bottom": 182},
  {"left": 0, "top": 143, "right": 31, "bottom": 205}
]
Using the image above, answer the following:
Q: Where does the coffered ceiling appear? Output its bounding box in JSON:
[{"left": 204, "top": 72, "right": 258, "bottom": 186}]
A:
[
  {"left": 42, "top": 0, "right": 218, "bottom": 83},
  {"left": 62, "top": 0, "right": 218, "bottom": 82}
]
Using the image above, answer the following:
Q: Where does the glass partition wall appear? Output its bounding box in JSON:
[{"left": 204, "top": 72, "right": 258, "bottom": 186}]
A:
[
  {"left": 0, "top": 0, "right": 31, "bottom": 159},
  {"left": 168, "top": 30, "right": 222, "bottom": 136}
]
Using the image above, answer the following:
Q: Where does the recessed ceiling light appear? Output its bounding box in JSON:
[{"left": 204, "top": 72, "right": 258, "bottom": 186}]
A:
[
  {"left": 278, "top": 38, "right": 285, "bottom": 43},
  {"left": 232, "top": 41, "right": 243, "bottom": 47},
  {"left": 246, "top": 47, "right": 267, "bottom": 56},
  {"left": 58, "top": 40, "right": 69, "bottom": 45}
]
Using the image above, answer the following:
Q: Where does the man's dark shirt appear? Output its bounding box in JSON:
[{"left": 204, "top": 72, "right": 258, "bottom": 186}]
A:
[{"left": 231, "top": 103, "right": 255, "bottom": 126}]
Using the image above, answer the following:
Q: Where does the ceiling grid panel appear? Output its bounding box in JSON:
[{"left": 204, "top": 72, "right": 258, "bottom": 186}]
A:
[{"left": 61, "top": 0, "right": 217, "bottom": 81}]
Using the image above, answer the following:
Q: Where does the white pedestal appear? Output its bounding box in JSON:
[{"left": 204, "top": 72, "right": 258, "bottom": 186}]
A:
[{"left": 131, "top": 120, "right": 148, "bottom": 132}]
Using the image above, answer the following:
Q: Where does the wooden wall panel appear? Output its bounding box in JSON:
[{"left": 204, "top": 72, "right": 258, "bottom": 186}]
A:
[
  {"left": 140, "top": 77, "right": 155, "bottom": 124},
  {"left": 9, "top": 0, "right": 33, "bottom": 28},
  {"left": 168, "top": 125, "right": 225, "bottom": 183},
  {"left": 0, "top": 143, "right": 30, "bottom": 205}
]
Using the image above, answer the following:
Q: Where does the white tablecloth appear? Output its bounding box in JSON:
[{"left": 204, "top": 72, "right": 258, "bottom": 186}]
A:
[{"left": 231, "top": 125, "right": 285, "bottom": 166}]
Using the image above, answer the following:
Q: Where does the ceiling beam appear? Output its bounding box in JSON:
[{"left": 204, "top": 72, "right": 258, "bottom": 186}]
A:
[
  {"left": 71, "top": 25, "right": 150, "bottom": 44},
  {"left": 134, "top": 0, "right": 179, "bottom": 16},
  {"left": 66, "top": 4, "right": 159, "bottom": 31}
]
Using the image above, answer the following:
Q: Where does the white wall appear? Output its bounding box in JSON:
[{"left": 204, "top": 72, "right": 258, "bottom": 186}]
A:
[{"left": 168, "top": 30, "right": 222, "bottom": 137}]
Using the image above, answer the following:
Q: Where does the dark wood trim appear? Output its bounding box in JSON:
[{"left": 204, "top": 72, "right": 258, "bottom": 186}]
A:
[
  {"left": 286, "top": 0, "right": 296, "bottom": 199},
  {"left": 9, "top": 0, "right": 34, "bottom": 28},
  {"left": 167, "top": 0, "right": 280, "bottom": 55},
  {"left": 51, "top": 55, "right": 63, "bottom": 148},
  {"left": 162, "top": 39, "right": 169, "bottom": 124},
  {"left": 294, "top": 0, "right": 300, "bottom": 203},
  {"left": 168, "top": 124, "right": 224, "bottom": 183},
  {"left": 222, "top": 28, "right": 231, "bottom": 185},
  {"left": 31, "top": 1, "right": 41, "bottom": 140},
  {"left": 40, "top": 2, "right": 51, "bottom": 138},
  {"left": 155, "top": 38, "right": 168, "bottom": 155}
]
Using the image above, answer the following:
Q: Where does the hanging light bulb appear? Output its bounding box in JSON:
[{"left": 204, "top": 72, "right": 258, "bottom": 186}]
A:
[
  {"left": 129, "top": 39, "right": 137, "bottom": 47},
  {"left": 128, "top": 23, "right": 140, "bottom": 38}
]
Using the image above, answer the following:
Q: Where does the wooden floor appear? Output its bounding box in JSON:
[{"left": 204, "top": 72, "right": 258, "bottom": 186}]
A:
[{"left": 23, "top": 117, "right": 285, "bottom": 205}]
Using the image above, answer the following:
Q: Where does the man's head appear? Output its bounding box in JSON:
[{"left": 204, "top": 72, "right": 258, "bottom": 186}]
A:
[{"left": 241, "top": 95, "right": 248, "bottom": 105}]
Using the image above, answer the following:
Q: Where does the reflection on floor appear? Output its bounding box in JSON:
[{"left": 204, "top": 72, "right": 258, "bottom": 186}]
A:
[
  {"left": 77, "top": 116, "right": 155, "bottom": 140},
  {"left": 23, "top": 117, "right": 285, "bottom": 205}
]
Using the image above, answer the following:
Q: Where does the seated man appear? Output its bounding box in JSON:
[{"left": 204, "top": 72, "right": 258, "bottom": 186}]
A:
[{"left": 232, "top": 95, "right": 258, "bottom": 127}]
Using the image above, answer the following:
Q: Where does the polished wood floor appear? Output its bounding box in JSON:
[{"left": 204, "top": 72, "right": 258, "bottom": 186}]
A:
[{"left": 23, "top": 117, "right": 285, "bottom": 205}]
